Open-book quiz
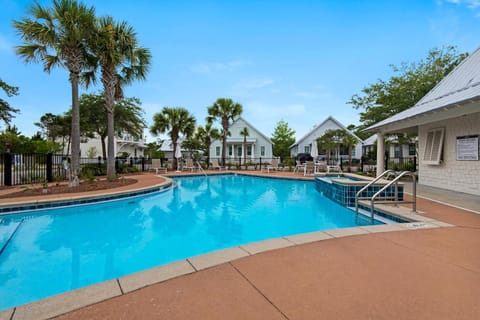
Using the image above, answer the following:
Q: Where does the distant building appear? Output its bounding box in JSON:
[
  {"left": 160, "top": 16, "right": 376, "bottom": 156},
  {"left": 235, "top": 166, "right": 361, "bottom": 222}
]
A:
[
  {"left": 362, "top": 133, "right": 416, "bottom": 160},
  {"left": 63, "top": 131, "right": 146, "bottom": 158},
  {"left": 366, "top": 47, "right": 480, "bottom": 195},
  {"left": 290, "top": 116, "right": 364, "bottom": 160},
  {"left": 210, "top": 117, "right": 274, "bottom": 161}
]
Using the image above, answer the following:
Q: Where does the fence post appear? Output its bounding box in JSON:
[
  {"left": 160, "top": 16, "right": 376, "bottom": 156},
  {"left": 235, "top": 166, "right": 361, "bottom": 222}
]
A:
[
  {"left": 360, "top": 156, "right": 364, "bottom": 172},
  {"left": 46, "top": 153, "right": 53, "bottom": 182},
  {"left": 340, "top": 158, "right": 343, "bottom": 171},
  {"left": 141, "top": 157, "right": 145, "bottom": 172},
  {"left": 413, "top": 156, "right": 417, "bottom": 172},
  {"left": 259, "top": 157, "right": 262, "bottom": 171},
  {"left": 4, "top": 153, "right": 12, "bottom": 186}
]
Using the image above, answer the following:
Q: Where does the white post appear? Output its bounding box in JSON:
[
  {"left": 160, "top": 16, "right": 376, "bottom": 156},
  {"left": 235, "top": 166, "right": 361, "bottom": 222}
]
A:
[{"left": 376, "top": 132, "right": 385, "bottom": 177}]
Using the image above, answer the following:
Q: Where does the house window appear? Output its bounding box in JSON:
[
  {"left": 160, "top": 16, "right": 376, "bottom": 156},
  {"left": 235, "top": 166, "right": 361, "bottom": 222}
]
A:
[
  {"left": 423, "top": 128, "right": 445, "bottom": 165},
  {"left": 304, "top": 145, "right": 310, "bottom": 153},
  {"left": 261, "top": 146, "right": 265, "bottom": 156},
  {"left": 352, "top": 148, "right": 356, "bottom": 158},
  {"left": 237, "top": 146, "right": 242, "bottom": 157},
  {"left": 394, "top": 145, "right": 400, "bottom": 158},
  {"left": 409, "top": 144, "right": 416, "bottom": 156},
  {"left": 247, "top": 145, "right": 252, "bottom": 156},
  {"left": 216, "top": 146, "right": 220, "bottom": 157},
  {"left": 228, "top": 145, "right": 233, "bottom": 156}
]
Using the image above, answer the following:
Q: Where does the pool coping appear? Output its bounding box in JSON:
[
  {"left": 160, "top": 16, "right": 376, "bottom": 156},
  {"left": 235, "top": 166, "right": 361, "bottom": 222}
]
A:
[
  {"left": 0, "top": 173, "right": 454, "bottom": 320},
  {"left": 0, "top": 176, "right": 174, "bottom": 215}
]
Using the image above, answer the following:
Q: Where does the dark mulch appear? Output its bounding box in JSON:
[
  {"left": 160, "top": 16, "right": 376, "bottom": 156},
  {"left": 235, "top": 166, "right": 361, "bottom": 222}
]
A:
[{"left": 0, "top": 178, "right": 137, "bottom": 199}]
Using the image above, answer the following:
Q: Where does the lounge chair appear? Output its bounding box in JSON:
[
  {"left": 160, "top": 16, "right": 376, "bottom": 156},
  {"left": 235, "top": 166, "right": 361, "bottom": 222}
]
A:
[
  {"left": 267, "top": 158, "right": 280, "bottom": 173},
  {"left": 293, "top": 160, "right": 306, "bottom": 174},
  {"left": 304, "top": 161, "right": 315, "bottom": 176},
  {"left": 183, "top": 158, "right": 195, "bottom": 172},
  {"left": 151, "top": 158, "right": 167, "bottom": 174},
  {"left": 210, "top": 159, "right": 225, "bottom": 170}
]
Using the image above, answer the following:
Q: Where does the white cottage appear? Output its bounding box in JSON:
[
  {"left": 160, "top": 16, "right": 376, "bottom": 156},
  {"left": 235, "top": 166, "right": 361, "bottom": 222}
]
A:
[
  {"left": 366, "top": 47, "right": 480, "bottom": 196},
  {"left": 210, "top": 117, "right": 274, "bottom": 161},
  {"left": 290, "top": 116, "right": 364, "bottom": 160},
  {"left": 63, "top": 131, "right": 146, "bottom": 158}
]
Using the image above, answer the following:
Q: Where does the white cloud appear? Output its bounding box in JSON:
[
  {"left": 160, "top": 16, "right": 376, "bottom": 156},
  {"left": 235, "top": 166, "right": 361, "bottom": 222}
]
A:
[
  {"left": 445, "top": 0, "right": 480, "bottom": 8},
  {"left": 190, "top": 60, "right": 251, "bottom": 74},
  {"left": 237, "top": 78, "right": 274, "bottom": 89}
]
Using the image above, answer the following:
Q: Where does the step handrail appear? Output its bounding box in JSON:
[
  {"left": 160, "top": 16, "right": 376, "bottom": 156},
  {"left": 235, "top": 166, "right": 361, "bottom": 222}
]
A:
[
  {"left": 355, "top": 170, "right": 396, "bottom": 218},
  {"left": 369, "top": 171, "right": 416, "bottom": 223}
]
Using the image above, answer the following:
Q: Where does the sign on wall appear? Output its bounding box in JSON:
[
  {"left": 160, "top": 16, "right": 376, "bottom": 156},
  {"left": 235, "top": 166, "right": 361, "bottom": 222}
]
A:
[{"left": 456, "top": 135, "right": 479, "bottom": 161}]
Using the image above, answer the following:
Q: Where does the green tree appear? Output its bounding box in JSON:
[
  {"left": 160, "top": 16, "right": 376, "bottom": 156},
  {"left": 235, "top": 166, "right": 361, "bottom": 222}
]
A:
[
  {"left": 317, "top": 129, "right": 343, "bottom": 162},
  {"left": 207, "top": 98, "right": 243, "bottom": 165},
  {"left": 349, "top": 46, "right": 467, "bottom": 129},
  {"left": 240, "top": 127, "right": 249, "bottom": 164},
  {"left": 78, "top": 93, "right": 145, "bottom": 159},
  {"left": 196, "top": 122, "right": 221, "bottom": 168},
  {"left": 340, "top": 133, "right": 358, "bottom": 167},
  {"left": 14, "top": 0, "right": 96, "bottom": 186},
  {"left": 150, "top": 107, "right": 196, "bottom": 169},
  {"left": 144, "top": 140, "right": 164, "bottom": 159},
  {"left": 0, "top": 78, "right": 20, "bottom": 125},
  {"left": 86, "top": 16, "right": 151, "bottom": 180},
  {"left": 35, "top": 112, "right": 71, "bottom": 153},
  {"left": 271, "top": 120, "right": 295, "bottom": 161}
]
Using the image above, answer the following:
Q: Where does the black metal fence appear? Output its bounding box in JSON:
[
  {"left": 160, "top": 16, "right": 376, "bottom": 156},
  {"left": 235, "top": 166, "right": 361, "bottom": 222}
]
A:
[
  {"left": 0, "top": 153, "right": 418, "bottom": 187},
  {"left": 0, "top": 153, "right": 158, "bottom": 187}
]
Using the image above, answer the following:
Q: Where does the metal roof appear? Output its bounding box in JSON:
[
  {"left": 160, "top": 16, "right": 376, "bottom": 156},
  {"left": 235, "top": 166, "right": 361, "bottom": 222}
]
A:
[{"left": 366, "top": 47, "right": 480, "bottom": 131}]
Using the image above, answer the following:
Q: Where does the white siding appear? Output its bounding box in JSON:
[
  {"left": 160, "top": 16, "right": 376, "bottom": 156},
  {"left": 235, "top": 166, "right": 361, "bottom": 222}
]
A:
[
  {"left": 210, "top": 118, "right": 273, "bottom": 159},
  {"left": 418, "top": 111, "right": 480, "bottom": 195}
]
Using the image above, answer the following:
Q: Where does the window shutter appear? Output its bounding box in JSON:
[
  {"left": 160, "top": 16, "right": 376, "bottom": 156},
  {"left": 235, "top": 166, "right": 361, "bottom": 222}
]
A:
[{"left": 423, "top": 128, "right": 445, "bottom": 165}]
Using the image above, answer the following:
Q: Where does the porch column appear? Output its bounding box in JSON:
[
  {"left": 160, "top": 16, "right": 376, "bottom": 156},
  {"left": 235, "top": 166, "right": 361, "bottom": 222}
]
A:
[{"left": 376, "top": 132, "right": 385, "bottom": 177}]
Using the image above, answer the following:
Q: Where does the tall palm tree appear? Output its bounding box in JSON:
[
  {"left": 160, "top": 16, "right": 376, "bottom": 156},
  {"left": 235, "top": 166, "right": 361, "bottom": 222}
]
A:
[
  {"left": 240, "top": 127, "right": 249, "bottom": 165},
  {"left": 86, "top": 16, "right": 151, "bottom": 180},
  {"left": 196, "top": 122, "right": 221, "bottom": 168},
  {"left": 14, "top": 0, "right": 96, "bottom": 187},
  {"left": 150, "top": 107, "right": 196, "bottom": 169},
  {"left": 207, "top": 98, "right": 243, "bottom": 165}
]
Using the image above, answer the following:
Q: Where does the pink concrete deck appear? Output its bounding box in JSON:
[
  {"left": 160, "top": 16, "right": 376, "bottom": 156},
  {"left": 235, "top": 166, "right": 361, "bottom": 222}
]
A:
[{"left": 1, "top": 171, "right": 479, "bottom": 319}]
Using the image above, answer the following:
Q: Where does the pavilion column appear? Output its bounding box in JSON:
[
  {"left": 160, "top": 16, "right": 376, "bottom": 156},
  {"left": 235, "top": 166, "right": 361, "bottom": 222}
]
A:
[{"left": 376, "top": 132, "right": 385, "bottom": 177}]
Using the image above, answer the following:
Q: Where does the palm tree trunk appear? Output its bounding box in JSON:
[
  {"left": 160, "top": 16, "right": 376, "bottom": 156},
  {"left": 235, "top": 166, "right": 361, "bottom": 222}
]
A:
[
  {"left": 107, "top": 111, "right": 115, "bottom": 180},
  {"left": 103, "top": 68, "right": 118, "bottom": 181},
  {"left": 69, "top": 72, "right": 80, "bottom": 187},
  {"left": 101, "top": 134, "right": 107, "bottom": 160}
]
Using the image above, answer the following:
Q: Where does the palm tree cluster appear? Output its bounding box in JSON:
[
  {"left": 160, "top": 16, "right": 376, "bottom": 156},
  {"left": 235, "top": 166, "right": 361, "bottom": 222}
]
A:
[
  {"left": 14, "top": 0, "right": 151, "bottom": 184},
  {"left": 150, "top": 98, "right": 243, "bottom": 168}
]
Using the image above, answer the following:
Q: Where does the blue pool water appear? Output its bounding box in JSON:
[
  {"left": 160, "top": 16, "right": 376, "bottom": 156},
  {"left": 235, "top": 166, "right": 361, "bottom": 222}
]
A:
[{"left": 0, "top": 174, "right": 378, "bottom": 310}]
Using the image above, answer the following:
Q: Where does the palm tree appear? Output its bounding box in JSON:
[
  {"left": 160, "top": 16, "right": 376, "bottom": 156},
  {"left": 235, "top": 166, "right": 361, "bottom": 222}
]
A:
[
  {"left": 341, "top": 134, "right": 358, "bottom": 168},
  {"left": 207, "top": 98, "right": 243, "bottom": 165},
  {"left": 86, "top": 16, "right": 151, "bottom": 180},
  {"left": 14, "top": 0, "right": 96, "bottom": 187},
  {"left": 240, "top": 127, "right": 249, "bottom": 165},
  {"left": 150, "top": 107, "right": 196, "bottom": 169},
  {"left": 196, "top": 122, "right": 221, "bottom": 168}
]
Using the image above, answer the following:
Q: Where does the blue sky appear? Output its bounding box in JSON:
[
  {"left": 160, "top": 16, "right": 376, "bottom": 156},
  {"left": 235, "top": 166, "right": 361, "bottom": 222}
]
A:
[{"left": 0, "top": 0, "right": 479, "bottom": 142}]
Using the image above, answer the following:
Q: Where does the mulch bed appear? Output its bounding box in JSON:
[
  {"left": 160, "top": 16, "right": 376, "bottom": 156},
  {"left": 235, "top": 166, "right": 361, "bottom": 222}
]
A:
[{"left": 0, "top": 178, "right": 137, "bottom": 199}]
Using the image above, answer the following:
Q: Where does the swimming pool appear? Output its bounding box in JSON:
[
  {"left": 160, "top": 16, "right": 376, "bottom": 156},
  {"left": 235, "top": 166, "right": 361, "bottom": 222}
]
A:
[{"left": 0, "top": 174, "right": 379, "bottom": 310}]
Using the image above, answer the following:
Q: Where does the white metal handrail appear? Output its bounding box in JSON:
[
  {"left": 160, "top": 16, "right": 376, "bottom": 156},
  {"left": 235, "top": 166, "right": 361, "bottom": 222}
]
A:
[{"left": 355, "top": 170, "right": 417, "bottom": 224}]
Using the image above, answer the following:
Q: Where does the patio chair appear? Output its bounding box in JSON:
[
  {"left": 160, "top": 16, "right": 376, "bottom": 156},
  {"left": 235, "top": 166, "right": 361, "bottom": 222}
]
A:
[
  {"left": 210, "top": 159, "right": 225, "bottom": 170},
  {"left": 327, "top": 160, "right": 343, "bottom": 173},
  {"left": 183, "top": 158, "right": 196, "bottom": 172},
  {"left": 304, "top": 161, "right": 315, "bottom": 176},
  {"left": 293, "top": 160, "right": 306, "bottom": 174},
  {"left": 314, "top": 161, "right": 328, "bottom": 173},
  {"left": 267, "top": 158, "right": 280, "bottom": 173},
  {"left": 151, "top": 158, "right": 167, "bottom": 174}
]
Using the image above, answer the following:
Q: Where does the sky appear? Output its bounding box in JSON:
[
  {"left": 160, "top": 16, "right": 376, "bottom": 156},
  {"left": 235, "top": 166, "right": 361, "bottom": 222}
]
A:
[{"left": 0, "top": 0, "right": 479, "bottom": 142}]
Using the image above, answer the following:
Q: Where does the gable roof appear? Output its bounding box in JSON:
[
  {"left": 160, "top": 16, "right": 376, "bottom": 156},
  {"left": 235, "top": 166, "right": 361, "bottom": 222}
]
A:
[
  {"left": 366, "top": 47, "right": 480, "bottom": 132},
  {"left": 291, "top": 115, "right": 363, "bottom": 148},
  {"left": 230, "top": 116, "right": 274, "bottom": 145}
]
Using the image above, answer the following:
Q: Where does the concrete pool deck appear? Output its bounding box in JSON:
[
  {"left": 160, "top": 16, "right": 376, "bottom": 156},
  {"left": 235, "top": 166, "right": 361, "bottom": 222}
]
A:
[{"left": 0, "top": 171, "right": 479, "bottom": 319}]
